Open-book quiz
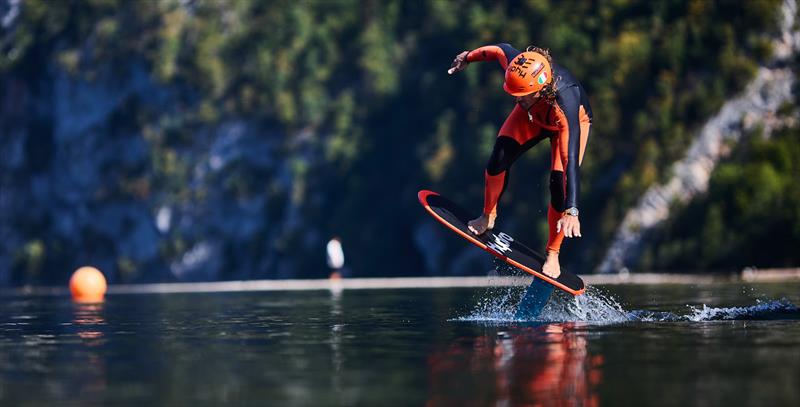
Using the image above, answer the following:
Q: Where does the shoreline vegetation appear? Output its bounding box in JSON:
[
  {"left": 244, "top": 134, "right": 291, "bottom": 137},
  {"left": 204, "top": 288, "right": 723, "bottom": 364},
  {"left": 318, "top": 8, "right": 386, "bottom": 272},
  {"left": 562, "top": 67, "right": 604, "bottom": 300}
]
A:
[{"left": 2, "top": 1, "right": 798, "bottom": 285}]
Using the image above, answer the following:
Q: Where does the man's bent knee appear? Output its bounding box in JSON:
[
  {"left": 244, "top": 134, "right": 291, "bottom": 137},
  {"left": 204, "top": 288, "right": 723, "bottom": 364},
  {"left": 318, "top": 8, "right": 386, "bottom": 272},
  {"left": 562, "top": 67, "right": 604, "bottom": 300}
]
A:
[{"left": 486, "top": 136, "right": 522, "bottom": 176}]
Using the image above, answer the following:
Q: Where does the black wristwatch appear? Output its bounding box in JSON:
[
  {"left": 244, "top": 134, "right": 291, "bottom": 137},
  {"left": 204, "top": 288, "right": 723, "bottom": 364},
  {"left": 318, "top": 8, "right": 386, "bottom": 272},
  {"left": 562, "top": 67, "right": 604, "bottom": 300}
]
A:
[{"left": 565, "top": 207, "right": 579, "bottom": 217}]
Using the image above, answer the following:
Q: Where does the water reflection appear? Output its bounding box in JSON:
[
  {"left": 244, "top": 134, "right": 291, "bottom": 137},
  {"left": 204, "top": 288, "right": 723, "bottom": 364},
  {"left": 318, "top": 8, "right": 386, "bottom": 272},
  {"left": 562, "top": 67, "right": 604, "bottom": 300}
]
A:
[
  {"left": 72, "top": 303, "right": 106, "bottom": 345},
  {"left": 330, "top": 288, "right": 344, "bottom": 395},
  {"left": 70, "top": 302, "right": 108, "bottom": 398},
  {"left": 428, "top": 323, "right": 603, "bottom": 406}
]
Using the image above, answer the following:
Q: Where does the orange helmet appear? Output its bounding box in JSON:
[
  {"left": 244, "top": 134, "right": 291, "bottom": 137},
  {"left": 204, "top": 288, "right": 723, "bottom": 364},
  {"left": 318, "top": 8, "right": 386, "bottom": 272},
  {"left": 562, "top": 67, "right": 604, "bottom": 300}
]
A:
[{"left": 503, "top": 51, "right": 552, "bottom": 96}]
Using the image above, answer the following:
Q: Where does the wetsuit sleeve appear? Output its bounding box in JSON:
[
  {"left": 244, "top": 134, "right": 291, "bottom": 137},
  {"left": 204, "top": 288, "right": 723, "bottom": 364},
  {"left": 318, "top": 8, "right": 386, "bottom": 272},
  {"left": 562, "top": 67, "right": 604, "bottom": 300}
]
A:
[
  {"left": 466, "top": 43, "right": 520, "bottom": 70},
  {"left": 557, "top": 86, "right": 583, "bottom": 210}
]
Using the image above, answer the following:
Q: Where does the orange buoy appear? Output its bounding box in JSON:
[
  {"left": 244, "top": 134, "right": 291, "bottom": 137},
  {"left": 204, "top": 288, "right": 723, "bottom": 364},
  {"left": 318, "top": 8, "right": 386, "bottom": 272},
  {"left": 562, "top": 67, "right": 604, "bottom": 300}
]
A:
[{"left": 69, "top": 266, "right": 107, "bottom": 303}]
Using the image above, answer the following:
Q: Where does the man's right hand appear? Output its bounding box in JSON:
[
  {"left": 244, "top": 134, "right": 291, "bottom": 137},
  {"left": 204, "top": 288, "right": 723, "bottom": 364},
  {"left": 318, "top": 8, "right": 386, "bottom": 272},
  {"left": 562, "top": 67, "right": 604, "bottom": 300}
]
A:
[{"left": 448, "top": 51, "right": 469, "bottom": 75}]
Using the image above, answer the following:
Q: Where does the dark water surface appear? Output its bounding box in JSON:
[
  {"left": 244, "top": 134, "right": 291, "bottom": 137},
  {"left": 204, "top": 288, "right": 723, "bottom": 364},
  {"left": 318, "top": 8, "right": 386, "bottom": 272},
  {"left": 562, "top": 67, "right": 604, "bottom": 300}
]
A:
[{"left": 1, "top": 282, "right": 800, "bottom": 406}]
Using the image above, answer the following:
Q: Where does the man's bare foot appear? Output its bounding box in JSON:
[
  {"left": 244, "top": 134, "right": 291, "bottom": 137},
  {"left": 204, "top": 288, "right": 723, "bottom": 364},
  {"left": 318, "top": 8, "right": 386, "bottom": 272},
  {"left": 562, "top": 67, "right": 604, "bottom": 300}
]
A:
[
  {"left": 542, "top": 250, "right": 561, "bottom": 278},
  {"left": 467, "top": 213, "right": 496, "bottom": 235}
]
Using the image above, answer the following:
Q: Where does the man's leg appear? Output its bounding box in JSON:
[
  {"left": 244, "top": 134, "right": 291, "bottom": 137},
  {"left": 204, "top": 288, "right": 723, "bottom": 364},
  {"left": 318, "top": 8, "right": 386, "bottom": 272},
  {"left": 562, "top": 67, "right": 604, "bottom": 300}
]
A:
[
  {"left": 542, "top": 170, "right": 566, "bottom": 278},
  {"left": 542, "top": 116, "right": 591, "bottom": 278},
  {"left": 468, "top": 136, "right": 520, "bottom": 234},
  {"left": 469, "top": 106, "right": 542, "bottom": 235}
]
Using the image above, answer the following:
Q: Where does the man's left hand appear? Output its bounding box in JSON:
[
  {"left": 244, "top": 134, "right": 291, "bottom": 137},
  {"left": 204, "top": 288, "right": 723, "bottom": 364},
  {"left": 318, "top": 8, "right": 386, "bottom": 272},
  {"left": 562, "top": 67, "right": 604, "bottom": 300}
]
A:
[{"left": 557, "top": 214, "right": 582, "bottom": 238}]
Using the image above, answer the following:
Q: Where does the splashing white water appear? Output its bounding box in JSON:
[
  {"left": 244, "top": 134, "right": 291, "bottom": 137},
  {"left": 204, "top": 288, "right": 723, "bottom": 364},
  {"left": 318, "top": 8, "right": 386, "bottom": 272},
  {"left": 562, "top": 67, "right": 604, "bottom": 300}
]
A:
[
  {"left": 457, "top": 285, "right": 631, "bottom": 324},
  {"left": 465, "top": 280, "right": 527, "bottom": 322},
  {"left": 537, "top": 287, "right": 630, "bottom": 323}
]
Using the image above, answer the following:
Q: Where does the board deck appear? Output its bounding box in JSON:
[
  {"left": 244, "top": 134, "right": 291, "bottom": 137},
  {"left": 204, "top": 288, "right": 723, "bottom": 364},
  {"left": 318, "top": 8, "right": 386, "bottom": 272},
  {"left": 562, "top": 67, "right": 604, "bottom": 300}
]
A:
[{"left": 418, "top": 190, "right": 585, "bottom": 296}]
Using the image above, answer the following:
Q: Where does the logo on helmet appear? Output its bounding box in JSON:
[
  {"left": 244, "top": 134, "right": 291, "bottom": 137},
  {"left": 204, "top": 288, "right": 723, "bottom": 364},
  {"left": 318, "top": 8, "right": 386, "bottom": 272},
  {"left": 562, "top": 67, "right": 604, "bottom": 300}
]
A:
[
  {"left": 531, "top": 62, "right": 544, "bottom": 77},
  {"left": 508, "top": 65, "right": 526, "bottom": 78},
  {"left": 537, "top": 71, "right": 548, "bottom": 85}
]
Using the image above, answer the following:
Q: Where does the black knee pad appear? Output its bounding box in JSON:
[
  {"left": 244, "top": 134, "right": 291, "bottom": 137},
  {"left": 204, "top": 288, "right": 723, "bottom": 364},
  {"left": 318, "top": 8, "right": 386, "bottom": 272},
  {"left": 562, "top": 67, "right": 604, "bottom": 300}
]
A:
[
  {"left": 486, "top": 136, "right": 522, "bottom": 176},
  {"left": 549, "top": 171, "right": 566, "bottom": 212}
]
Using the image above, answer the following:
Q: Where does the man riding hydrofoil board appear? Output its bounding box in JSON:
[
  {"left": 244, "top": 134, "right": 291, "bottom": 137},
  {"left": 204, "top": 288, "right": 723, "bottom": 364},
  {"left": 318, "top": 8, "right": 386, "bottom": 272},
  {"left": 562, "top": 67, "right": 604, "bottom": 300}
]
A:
[{"left": 448, "top": 43, "right": 592, "bottom": 279}]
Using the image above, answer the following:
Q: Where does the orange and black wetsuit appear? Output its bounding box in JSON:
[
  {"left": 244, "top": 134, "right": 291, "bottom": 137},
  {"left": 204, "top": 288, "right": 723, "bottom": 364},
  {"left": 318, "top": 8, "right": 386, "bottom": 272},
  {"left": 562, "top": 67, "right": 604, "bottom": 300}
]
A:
[{"left": 466, "top": 43, "right": 593, "bottom": 252}]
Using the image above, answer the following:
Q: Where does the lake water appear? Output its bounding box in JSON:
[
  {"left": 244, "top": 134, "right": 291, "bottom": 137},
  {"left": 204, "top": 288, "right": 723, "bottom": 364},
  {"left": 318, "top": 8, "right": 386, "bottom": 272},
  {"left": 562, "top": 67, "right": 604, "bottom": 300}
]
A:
[{"left": 1, "top": 281, "right": 799, "bottom": 406}]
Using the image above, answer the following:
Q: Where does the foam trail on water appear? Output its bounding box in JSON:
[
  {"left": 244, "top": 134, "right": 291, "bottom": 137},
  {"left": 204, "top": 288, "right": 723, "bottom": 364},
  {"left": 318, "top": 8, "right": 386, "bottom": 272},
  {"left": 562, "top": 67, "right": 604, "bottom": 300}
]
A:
[
  {"left": 683, "top": 300, "right": 800, "bottom": 321},
  {"left": 629, "top": 300, "right": 800, "bottom": 322}
]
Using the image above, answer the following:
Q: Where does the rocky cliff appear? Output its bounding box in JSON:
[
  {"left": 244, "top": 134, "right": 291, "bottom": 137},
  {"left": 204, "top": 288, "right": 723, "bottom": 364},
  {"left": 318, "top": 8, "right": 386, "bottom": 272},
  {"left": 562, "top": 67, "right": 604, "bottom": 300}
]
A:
[{"left": 599, "top": 0, "right": 800, "bottom": 273}]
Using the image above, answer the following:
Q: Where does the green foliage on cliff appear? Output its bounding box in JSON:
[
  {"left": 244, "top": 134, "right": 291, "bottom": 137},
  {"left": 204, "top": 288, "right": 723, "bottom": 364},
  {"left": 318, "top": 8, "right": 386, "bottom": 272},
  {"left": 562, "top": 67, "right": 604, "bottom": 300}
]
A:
[
  {"left": 2, "top": 0, "right": 795, "bottom": 282},
  {"left": 644, "top": 117, "right": 800, "bottom": 271}
]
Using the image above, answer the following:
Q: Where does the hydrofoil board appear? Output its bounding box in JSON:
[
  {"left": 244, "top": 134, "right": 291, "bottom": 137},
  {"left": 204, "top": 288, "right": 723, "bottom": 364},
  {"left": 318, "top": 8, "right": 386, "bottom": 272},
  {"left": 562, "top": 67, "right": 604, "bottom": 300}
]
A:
[{"left": 418, "top": 190, "right": 585, "bottom": 296}]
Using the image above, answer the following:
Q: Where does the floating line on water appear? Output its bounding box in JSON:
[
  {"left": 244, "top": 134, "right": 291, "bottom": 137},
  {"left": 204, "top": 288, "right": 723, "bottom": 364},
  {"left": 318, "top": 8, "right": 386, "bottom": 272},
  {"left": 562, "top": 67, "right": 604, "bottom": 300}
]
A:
[
  {"left": 2, "top": 271, "right": 798, "bottom": 297},
  {"left": 4, "top": 276, "right": 532, "bottom": 296}
]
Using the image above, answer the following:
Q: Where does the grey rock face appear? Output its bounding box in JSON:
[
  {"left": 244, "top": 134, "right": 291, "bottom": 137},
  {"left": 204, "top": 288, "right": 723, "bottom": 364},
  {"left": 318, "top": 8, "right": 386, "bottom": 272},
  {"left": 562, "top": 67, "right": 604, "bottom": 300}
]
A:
[
  {"left": 598, "top": 0, "right": 800, "bottom": 273},
  {"left": 0, "top": 58, "right": 310, "bottom": 284}
]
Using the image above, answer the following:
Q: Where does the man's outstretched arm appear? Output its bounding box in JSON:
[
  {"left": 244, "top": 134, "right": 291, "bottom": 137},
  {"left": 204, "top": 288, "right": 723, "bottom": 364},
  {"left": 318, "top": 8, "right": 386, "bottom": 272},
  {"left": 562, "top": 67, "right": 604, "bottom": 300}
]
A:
[{"left": 448, "top": 43, "right": 520, "bottom": 74}]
